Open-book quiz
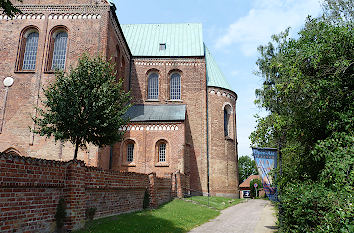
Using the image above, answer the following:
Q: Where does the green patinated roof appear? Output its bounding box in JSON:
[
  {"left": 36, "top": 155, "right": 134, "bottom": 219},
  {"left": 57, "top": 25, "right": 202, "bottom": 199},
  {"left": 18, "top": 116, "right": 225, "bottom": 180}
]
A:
[
  {"left": 121, "top": 23, "right": 232, "bottom": 91},
  {"left": 121, "top": 23, "right": 204, "bottom": 57},
  {"left": 205, "top": 45, "right": 232, "bottom": 90}
]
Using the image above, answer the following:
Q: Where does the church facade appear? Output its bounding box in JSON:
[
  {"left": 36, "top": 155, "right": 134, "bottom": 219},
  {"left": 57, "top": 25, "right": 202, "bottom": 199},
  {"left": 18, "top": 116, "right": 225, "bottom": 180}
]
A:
[{"left": 0, "top": 0, "right": 239, "bottom": 197}]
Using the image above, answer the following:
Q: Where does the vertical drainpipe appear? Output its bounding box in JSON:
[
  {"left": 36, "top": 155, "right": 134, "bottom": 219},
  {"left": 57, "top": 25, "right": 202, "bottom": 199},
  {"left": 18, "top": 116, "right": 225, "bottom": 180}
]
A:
[{"left": 204, "top": 45, "right": 210, "bottom": 197}]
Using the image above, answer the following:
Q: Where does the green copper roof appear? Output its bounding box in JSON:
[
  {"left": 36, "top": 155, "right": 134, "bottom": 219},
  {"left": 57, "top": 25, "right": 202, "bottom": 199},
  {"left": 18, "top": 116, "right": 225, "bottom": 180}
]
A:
[
  {"left": 205, "top": 45, "right": 232, "bottom": 90},
  {"left": 121, "top": 23, "right": 204, "bottom": 57}
]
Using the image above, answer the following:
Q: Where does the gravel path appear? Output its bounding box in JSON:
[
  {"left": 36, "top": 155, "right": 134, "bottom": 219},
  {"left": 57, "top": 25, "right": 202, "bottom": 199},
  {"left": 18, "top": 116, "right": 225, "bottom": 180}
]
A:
[{"left": 189, "top": 199, "right": 277, "bottom": 233}]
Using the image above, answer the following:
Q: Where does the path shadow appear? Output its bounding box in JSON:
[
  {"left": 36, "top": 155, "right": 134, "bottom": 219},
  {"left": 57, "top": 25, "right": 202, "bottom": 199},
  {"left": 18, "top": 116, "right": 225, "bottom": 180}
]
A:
[{"left": 265, "top": 226, "right": 278, "bottom": 230}]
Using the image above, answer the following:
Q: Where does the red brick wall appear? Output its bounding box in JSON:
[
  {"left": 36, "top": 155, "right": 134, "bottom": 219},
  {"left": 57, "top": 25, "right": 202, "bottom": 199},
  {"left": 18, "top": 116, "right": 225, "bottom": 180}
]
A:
[
  {"left": 85, "top": 167, "right": 149, "bottom": 218},
  {"left": 0, "top": 153, "right": 186, "bottom": 232},
  {"left": 109, "top": 122, "right": 185, "bottom": 177},
  {"left": 208, "top": 87, "right": 239, "bottom": 198},
  {"left": 103, "top": 58, "right": 208, "bottom": 195},
  {"left": 0, "top": 154, "right": 66, "bottom": 232},
  {"left": 0, "top": 1, "right": 129, "bottom": 167}
]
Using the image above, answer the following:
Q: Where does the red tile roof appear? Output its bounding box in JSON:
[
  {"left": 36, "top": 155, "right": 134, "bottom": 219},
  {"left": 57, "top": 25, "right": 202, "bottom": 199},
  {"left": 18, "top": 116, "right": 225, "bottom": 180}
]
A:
[{"left": 239, "top": 175, "right": 260, "bottom": 188}]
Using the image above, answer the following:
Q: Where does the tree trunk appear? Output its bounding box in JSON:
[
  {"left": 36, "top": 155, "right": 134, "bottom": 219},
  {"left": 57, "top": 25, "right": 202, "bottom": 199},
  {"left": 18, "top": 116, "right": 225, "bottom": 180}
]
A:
[{"left": 74, "top": 141, "right": 79, "bottom": 160}]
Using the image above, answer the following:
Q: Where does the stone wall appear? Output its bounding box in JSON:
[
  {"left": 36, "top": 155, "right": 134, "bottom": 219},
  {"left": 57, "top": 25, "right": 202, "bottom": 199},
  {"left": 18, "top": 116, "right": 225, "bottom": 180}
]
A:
[{"left": 0, "top": 153, "right": 186, "bottom": 233}]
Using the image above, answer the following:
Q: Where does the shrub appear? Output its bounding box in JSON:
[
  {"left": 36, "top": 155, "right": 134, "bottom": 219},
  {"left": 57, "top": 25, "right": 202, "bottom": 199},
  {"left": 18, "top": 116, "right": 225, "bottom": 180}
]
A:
[
  {"left": 250, "top": 179, "right": 263, "bottom": 198},
  {"left": 280, "top": 182, "right": 353, "bottom": 233}
]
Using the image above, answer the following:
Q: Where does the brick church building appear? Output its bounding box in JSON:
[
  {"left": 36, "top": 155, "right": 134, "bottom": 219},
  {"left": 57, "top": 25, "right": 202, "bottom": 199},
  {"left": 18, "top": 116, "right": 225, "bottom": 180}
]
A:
[{"left": 0, "top": 0, "right": 239, "bottom": 197}]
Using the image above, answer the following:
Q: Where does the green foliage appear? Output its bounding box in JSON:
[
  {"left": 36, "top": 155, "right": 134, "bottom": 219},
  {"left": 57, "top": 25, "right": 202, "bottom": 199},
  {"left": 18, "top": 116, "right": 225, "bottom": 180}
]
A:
[
  {"left": 281, "top": 182, "right": 353, "bottom": 233},
  {"left": 0, "top": 0, "right": 22, "bottom": 18},
  {"left": 251, "top": 5, "right": 353, "bottom": 231},
  {"left": 143, "top": 189, "right": 150, "bottom": 209},
  {"left": 238, "top": 156, "right": 258, "bottom": 183},
  {"left": 33, "top": 54, "right": 131, "bottom": 159},
  {"left": 249, "top": 179, "right": 263, "bottom": 198},
  {"left": 55, "top": 198, "right": 66, "bottom": 230},
  {"left": 322, "top": 0, "right": 354, "bottom": 23}
]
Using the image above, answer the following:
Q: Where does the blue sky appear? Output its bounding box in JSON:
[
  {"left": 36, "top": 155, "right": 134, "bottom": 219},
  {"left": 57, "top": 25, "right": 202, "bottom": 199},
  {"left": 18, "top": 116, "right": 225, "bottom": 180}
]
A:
[{"left": 112, "top": 0, "right": 323, "bottom": 157}]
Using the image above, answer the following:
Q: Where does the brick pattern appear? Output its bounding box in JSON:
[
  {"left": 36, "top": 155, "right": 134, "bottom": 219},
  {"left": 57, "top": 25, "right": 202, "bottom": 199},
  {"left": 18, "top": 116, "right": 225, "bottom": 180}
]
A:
[
  {"left": 0, "top": 2, "right": 130, "bottom": 167},
  {"left": 104, "top": 57, "right": 209, "bottom": 196},
  {"left": 0, "top": 153, "right": 186, "bottom": 233},
  {"left": 208, "top": 87, "right": 239, "bottom": 197}
]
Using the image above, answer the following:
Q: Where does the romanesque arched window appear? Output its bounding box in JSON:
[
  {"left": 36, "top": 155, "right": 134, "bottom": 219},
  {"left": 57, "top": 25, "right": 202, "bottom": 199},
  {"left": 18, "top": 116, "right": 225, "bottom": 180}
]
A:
[
  {"left": 155, "top": 139, "right": 168, "bottom": 164},
  {"left": 127, "top": 142, "right": 134, "bottom": 162},
  {"left": 224, "top": 104, "right": 232, "bottom": 137},
  {"left": 17, "top": 27, "right": 39, "bottom": 71},
  {"left": 170, "top": 73, "right": 181, "bottom": 100},
  {"left": 51, "top": 31, "right": 68, "bottom": 70},
  {"left": 123, "top": 139, "right": 136, "bottom": 164},
  {"left": 2, "top": 147, "right": 22, "bottom": 156},
  {"left": 148, "top": 73, "right": 159, "bottom": 100}
]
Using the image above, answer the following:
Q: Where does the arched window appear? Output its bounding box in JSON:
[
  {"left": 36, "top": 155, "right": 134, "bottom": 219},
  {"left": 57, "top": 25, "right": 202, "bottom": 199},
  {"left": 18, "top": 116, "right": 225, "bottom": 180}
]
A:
[
  {"left": 122, "top": 139, "right": 136, "bottom": 165},
  {"left": 170, "top": 73, "right": 181, "bottom": 100},
  {"left": 2, "top": 147, "right": 22, "bottom": 156},
  {"left": 22, "top": 31, "right": 39, "bottom": 70},
  {"left": 17, "top": 28, "right": 39, "bottom": 71},
  {"left": 158, "top": 143, "right": 166, "bottom": 162},
  {"left": 127, "top": 143, "right": 134, "bottom": 162},
  {"left": 51, "top": 31, "right": 68, "bottom": 70},
  {"left": 224, "top": 105, "right": 232, "bottom": 137},
  {"left": 148, "top": 73, "right": 159, "bottom": 100}
]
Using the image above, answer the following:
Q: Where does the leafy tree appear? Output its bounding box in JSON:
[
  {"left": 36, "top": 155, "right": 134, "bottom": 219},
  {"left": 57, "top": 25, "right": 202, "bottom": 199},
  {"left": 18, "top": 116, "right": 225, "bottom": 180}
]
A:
[
  {"left": 1, "top": 0, "right": 22, "bottom": 18},
  {"left": 322, "top": 0, "right": 354, "bottom": 23},
  {"left": 33, "top": 54, "right": 131, "bottom": 160},
  {"left": 249, "top": 178, "right": 262, "bottom": 198},
  {"left": 238, "top": 156, "right": 258, "bottom": 183},
  {"left": 251, "top": 2, "right": 353, "bottom": 231}
]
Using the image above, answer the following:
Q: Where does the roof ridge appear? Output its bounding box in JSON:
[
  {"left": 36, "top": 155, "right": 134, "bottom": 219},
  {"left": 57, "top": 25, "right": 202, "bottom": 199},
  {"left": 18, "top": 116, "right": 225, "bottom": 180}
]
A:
[{"left": 205, "top": 45, "right": 232, "bottom": 91}]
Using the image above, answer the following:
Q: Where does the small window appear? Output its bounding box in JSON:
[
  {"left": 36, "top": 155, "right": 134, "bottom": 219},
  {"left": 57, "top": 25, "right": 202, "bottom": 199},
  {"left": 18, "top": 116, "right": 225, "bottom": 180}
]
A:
[
  {"left": 159, "top": 43, "right": 166, "bottom": 50},
  {"left": 224, "top": 105, "right": 232, "bottom": 137},
  {"left": 51, "top": 31, "right": 68, "bottom": 70},
  {"left": 127, "top": 143, "right": 134, "bottom": 162},
  {"left": 148, "top": 73, "right": 159, "bottom": 100},
  {"left": 170, "top": 73, "right": 181, "bottom": 100},
  {"left": 224, "top": 109, "right": 229, "bottom": 136},
  {"left": 159, "top": 143, "right": 166, "bottom": 162}
]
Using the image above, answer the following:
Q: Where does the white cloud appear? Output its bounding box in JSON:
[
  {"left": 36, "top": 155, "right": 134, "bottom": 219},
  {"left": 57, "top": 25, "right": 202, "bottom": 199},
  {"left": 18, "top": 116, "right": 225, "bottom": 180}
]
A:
[{"left": 216, "top": 0, "right": 323, "bottom": 56}]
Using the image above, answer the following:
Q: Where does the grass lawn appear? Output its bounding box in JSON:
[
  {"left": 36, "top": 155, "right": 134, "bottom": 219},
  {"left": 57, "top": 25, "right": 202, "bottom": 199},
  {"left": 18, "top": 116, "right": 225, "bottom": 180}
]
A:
[
  {"left": 185, "top": 196, "right": 244, "bottom": 210},
  {"left": 75, "top": 199, "right": 220, "bottom": 233}
]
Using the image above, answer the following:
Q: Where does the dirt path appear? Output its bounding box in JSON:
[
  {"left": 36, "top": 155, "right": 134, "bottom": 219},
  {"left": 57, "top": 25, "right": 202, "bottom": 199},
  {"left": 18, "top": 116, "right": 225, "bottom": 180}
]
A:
[{"left": 189, "top": 199, "right": 277, "bottom": 233}]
